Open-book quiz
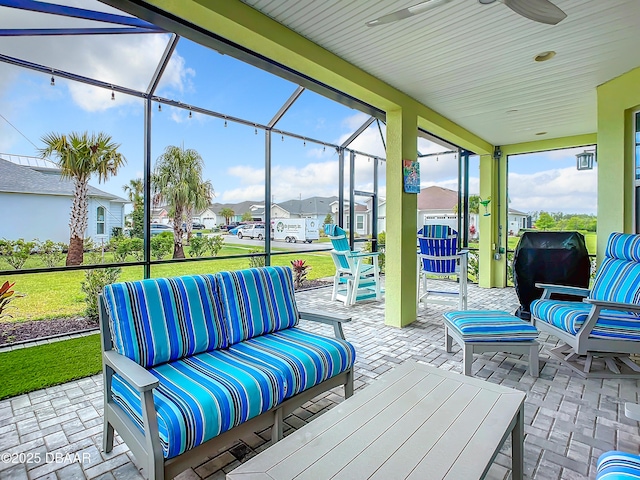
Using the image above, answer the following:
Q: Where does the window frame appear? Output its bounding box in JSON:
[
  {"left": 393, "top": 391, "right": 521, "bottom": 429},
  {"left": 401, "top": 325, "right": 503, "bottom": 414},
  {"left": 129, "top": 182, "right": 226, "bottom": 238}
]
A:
[{"left": 96, "top": 206, "right": 106, "bottom": 236}]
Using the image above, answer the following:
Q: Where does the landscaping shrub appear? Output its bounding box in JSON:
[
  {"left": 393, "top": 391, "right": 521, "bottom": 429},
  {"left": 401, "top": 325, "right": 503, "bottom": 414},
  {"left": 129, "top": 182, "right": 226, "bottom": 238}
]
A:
[
  {"left": 188, "top": 236, "right": 208, "bottom": 257},
  {"left": 37, "top": 240, "right": 66, "bottom": 268},
  {"left": 129, "top": 238, "right": 143, "bottom": 261},
  {"left": 0, "top": 281, "right": 24, "bottom": 319},
  {"left": 363, "top": 231, "right": 386, "bottom": 273},
  {"left": 291, "top": 259, "right": 311, "bottom": 289},
  {"left": 0, "top": 239, "right": 36, "bottom": 270},
  {"left": 248, "top": 249, "right": 265, "bottom": 268},
  {"left": 151, "top": 232, "right": 173, "bottom": 260},
  {"left": 81, "top": 267, "right": 121, "bottom": 319}
]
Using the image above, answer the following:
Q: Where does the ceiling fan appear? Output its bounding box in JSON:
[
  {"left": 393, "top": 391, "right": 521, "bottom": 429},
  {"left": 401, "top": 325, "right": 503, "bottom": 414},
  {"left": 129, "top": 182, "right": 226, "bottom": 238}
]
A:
[{"left": 365, "top": 0, "right": 567, "bottom": 27}]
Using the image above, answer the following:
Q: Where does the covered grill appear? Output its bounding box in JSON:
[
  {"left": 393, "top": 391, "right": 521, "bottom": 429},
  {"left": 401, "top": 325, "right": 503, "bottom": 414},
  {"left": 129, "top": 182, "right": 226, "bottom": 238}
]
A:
[{"left": 512, "top": 231, "right": 591, "bottom": 320}]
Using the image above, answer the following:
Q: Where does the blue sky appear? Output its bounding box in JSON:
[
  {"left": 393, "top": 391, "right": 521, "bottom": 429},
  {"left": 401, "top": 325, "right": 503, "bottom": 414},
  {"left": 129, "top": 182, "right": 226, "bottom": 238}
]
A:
[{"left": 0, "top": 0, "right": 597, "bottom": 215}]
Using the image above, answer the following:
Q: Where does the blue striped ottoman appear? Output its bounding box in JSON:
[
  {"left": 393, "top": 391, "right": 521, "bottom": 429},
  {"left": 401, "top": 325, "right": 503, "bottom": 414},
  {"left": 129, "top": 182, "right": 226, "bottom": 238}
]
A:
[{"left": 443, "top": 310, "right": 540, "bottom": 377}]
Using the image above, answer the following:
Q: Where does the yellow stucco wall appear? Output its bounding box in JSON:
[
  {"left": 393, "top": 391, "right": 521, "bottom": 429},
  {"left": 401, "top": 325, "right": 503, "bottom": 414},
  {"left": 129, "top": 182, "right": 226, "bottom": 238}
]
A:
[{"left": 597, "top": 66, "right": 640, "bottom": 258}]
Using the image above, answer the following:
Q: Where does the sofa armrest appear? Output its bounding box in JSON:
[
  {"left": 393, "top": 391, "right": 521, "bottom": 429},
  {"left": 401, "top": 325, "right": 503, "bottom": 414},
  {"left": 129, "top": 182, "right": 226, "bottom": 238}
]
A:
[
  {"left": 584, "top": 298, "right": 640, "bottom": 313},
  {"left": 103, "top": 350, "right": 159, "bottom": 393},
  {"left": 298, "top": 309, "right": 351, "bottom": 340},
  {"left": 626, "top": 403, "right": 640, "bottom": 421},
  {"left": 535, "top": 283, "right": 591, "bottom": 299}
]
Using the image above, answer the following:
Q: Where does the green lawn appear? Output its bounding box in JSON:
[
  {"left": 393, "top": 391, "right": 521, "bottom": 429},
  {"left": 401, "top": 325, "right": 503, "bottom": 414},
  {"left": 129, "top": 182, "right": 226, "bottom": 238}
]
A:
[
  {"left": 469, "top": 230, "right": 597, "bottom": 255},
  {"left": 0, "top": 335, "right": 102, "bottom": 400},
  {"left": 1, "top": 246, "right": 335, "bottom": 322}
]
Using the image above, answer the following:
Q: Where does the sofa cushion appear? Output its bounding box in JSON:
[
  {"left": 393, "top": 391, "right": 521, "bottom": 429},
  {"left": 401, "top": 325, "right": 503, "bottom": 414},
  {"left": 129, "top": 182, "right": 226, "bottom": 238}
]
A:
[
  {"left": 531, "top": 299, "right": 640, "bottom": 340},
  {"left": 227, "top": 328, "right": 356, "bottom": 399},
  {"left": 604, "top": 232, "right": 640, "bottom": 263},
  {"left": 590, "top": 233, "right": 640, "bottom": 305},
  {"left": 216, "top": 266, "right": 299, "bottom": 345},
  {"left": 590, "top": 258, "right": 640, "bottom": 305},
  {"left": 103, "top": 275, "right": 227, "bottom": 368},
  {"left": 443, "top": 310, "right": 538, "bottom": 342},
  {"left": 111, "top": 349, "right": 284, "bottom": 459},
  {"left": 596, "top": 451, "right": 640, "bottom": 479}
]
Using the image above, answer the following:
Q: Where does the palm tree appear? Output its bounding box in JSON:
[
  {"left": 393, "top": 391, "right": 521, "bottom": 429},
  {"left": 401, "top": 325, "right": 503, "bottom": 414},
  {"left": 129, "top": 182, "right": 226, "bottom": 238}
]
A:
[
  {"left": 185, "top": 180, "right": 214, "bottom": 242},
  {"left": 123, "top": 178, "right": 144, "bottom": 238},
  {"left": 40, "top": 132, "right": 126, "bottom": 266},
  {"left": 220, "top": 207, "right": 235, "bottom": 225},
  {"left": 152, "top": 145, "right": 213, "bottom": 258},
  {"left": 123, "top": 178, "right": 143, "bottom": 207}
]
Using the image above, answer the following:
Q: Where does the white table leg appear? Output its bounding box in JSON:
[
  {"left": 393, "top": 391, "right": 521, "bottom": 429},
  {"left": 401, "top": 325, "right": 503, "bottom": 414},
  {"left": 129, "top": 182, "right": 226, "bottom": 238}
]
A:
[
  {"left": 512, "top": 404, "right": 524, "bottom": 480},
  {"left": 529, "top": 343, "right": 539, "bottom": 377}
]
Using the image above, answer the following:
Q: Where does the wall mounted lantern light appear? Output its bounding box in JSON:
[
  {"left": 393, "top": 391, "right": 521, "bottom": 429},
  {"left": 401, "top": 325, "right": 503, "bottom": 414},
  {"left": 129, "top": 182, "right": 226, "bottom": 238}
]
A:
[{"left": 576, "top": 150, "right": 596, "bottom": 170}]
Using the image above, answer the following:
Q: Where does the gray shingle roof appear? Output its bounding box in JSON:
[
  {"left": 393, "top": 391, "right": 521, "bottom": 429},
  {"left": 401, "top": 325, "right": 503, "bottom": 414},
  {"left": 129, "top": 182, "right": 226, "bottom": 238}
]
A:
[{"left": 0, "top": 158, "right": 127, "bottom": 202}]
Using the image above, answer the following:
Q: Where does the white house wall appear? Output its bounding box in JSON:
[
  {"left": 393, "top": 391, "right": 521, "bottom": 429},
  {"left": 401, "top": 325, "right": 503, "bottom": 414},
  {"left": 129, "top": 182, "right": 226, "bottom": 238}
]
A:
[{"left": 0, "top": 192, "right": 71, "bottom": 243}]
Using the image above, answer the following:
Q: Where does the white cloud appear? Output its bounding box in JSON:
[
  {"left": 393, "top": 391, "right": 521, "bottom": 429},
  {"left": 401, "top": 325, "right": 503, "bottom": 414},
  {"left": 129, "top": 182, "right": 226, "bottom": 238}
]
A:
[
  {"left": 419, "top": 152, "right": 458, "bottom": 185},
  {"left": 221, "top": 160, "right": 342, "bottom": 202},
  {"left": 418, "top": 137, "right": 454, "bottom": 155},
  {"left": 508, "top": 166, "right": 597, "bottom": 214},
  {"left": 228, "top": 165, "right": 265, "bottom": 185},
  {"left": 0, "top": 9, "right": 194, "bottom": 113},
  {"left": 341, "top": 112, "right": 370, "bottom": 132}
]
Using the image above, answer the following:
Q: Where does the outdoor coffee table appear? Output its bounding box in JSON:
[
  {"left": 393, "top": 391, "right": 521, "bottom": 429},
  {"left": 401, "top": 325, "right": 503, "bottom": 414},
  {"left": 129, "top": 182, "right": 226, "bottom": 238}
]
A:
[{"left": 227, "top": 360, "right": 525, "bottom": 480}]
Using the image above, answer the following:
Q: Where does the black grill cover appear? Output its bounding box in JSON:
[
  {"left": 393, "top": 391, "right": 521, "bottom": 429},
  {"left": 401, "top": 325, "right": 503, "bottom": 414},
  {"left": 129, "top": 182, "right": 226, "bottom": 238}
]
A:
[{"left": 512, "top": 231, "right": 591, "bottom": 320}]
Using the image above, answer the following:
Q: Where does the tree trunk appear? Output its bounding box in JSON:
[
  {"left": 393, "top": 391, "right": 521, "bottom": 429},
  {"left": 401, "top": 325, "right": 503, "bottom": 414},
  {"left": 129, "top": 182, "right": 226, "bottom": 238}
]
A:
[
  {"left": 66, "top": 236, "right": 85, "bottom": 266},
  {"left": 66, "top": 178, "right": 89, "bottom": 266},
  {"left": 173, "top": 210, "right": 185, "bottom": 259},
  {"left": 185, "top": 208, "right": 193, "bottom": 244}
]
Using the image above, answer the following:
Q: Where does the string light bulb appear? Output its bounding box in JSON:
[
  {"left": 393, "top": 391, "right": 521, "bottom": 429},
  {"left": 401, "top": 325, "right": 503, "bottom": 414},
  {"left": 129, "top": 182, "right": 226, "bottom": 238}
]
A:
[
  {"left": 281, "top": 135, "right": 284, "bottom": 142},
  {"left": 158, "top": 103, "right": 162, "bottom": 112},
  {"left": 188, "top": 109, "right": 192, "bottom": 119},
  {"left": 50, "top": 75, "right": 55, "bottom": 86},
  {"left": 303, "top": 139, "right": 306, "bottom": 147},
  {"left": 254, "top": 125, "right": 258, "bottom": 135},
  {"left": 111, "top": 87, "right": 115, "bottom": 101},
  {"left": 224, "top": 118, "right": 228, "bottom": 127}
]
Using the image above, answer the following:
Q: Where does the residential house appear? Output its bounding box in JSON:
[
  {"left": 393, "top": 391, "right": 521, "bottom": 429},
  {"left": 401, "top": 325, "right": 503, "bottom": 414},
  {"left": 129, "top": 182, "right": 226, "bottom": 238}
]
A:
[
  {"left": 329, "top": 200, "right": 369, "bottom": 236},
  {"left": 0, "top": 155, "right": 128, "bottom": 244},
  {"left": 419, "top": 186, "right": 529, "bottom": 237}
]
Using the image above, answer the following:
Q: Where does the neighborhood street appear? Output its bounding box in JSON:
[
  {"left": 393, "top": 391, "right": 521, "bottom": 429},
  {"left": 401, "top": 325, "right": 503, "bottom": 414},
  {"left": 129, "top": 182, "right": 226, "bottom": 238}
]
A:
[{"left": 222, "top": 235, "right": 333, "bottom": 252}]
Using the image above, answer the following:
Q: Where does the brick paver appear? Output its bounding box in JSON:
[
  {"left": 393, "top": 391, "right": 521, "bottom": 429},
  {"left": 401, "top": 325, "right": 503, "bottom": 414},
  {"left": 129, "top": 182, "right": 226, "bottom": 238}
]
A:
[{"left": 1, "top": 280, "right": 639, "bottom": 479}]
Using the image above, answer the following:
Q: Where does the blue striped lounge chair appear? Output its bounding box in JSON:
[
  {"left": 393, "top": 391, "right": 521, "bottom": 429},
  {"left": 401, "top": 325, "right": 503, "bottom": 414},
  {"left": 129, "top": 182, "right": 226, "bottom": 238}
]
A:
[
  {"left": 595, "top": 403, "right": 640, "bottom": 479},
  {"left": 418, "top": 224, "right": 468, "bottom": 311},
  {"left": 531, "top": 233, "right": 640, "bottom": 377},
  {"left": 324, "top": 224, "right": 382, "bottom": 306}
]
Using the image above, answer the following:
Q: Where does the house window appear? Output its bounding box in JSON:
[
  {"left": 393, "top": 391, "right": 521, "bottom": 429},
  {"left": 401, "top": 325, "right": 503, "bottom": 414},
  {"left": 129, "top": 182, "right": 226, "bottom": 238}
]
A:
[
  {"left": 97, "top": 206, "right": 106, "bottom": 235},
  {"left": 356, "top": 214, "right": 364, "bottom": 230}
]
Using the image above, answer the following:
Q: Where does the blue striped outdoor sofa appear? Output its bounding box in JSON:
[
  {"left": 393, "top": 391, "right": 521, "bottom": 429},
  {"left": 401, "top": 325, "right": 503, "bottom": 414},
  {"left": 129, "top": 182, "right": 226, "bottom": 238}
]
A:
[
  {"left": 595, "top": 403, "right": 640, "bottom": 479},
  {"left": 531, "top": 233, "right": 640, "bottom": 377},
  {"left": 99, "top": 266, "right": 355, "bottom": 480}
]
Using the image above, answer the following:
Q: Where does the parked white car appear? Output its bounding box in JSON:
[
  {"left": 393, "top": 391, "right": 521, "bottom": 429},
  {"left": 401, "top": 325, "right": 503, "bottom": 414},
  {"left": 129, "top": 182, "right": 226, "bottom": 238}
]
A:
[{"left": 238, "top": 224, "right": 266, "bottom": 240}]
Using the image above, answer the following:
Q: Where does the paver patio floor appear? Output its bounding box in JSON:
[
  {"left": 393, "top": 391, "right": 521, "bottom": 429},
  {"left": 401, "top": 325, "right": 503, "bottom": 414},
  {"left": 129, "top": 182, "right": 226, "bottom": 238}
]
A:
[{"left": 1, "top": 280, "right": 638, "bottom": 480}]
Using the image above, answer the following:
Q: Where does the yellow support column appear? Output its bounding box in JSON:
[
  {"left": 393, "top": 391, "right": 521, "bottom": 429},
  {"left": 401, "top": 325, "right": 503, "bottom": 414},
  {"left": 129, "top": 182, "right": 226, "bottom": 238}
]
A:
[
  {"left": 478, "top": 153, "right": 507, "bottom": 288},
  {"left": 385, "top": 107, "right": 418, "bottom": 328}
]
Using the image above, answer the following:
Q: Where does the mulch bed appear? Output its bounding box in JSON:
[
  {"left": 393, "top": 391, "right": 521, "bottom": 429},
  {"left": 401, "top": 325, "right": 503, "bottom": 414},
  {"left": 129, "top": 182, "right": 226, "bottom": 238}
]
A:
[
  {"left": 0, "top": 280, "right": 332, "bottom": 347},
  {"left": 0, "top": 317, "right": 99, "bottom": 346}
]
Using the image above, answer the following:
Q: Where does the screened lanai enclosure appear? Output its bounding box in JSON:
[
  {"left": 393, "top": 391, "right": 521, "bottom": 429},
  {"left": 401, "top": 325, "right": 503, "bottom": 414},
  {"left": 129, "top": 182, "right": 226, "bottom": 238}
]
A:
[{"left": 0, "top": 0, "right": 470, "bottom": 329}]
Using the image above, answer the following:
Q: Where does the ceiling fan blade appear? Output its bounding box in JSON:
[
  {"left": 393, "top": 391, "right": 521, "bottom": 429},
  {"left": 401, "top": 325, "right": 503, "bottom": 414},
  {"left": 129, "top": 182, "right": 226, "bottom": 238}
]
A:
[
  {"left": 365, "top": 0, "right": 453, "bottom": 27},
  {"left": 504, "top": 0, "right": 567, "bottom": 25}
]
